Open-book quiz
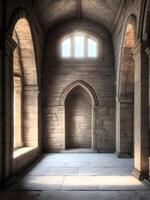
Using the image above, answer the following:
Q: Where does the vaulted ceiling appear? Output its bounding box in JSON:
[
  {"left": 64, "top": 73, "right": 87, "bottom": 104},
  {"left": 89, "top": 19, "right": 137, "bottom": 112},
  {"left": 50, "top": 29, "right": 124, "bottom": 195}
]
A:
[{"left": 34, "top": 0, "right": 125, "bottom": 33}]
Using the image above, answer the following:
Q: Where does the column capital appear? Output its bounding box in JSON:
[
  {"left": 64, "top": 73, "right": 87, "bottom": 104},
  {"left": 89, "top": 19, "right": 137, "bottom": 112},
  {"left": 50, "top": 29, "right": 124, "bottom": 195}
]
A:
[
  {"left": 93, "top": 106, "right": 99, "bottom": 109},
  {"left": 116, "top": 95, "right": 133, "bottom": 103},
  {"left": 23, "top": 85, "right": 39, "bottom": 94},
  {"left": 14, "top": 76, "right": 22, "bottom": 92}
]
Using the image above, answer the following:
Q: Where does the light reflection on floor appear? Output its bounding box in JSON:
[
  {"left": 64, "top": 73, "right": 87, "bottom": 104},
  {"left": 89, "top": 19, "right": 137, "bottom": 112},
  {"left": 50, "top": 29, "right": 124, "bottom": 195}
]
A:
[
  {"left": 1, "top": 153, "right": 150, "bottom": 200},
  {"left": 11, "top": 153, "right": 149, "bottom": 191}
]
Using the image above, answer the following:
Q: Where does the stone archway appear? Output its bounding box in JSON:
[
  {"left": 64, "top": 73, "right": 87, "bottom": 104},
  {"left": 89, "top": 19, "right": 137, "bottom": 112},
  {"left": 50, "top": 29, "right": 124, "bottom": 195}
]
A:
[
  {"left": 60, "top": 80, "right": 98, "bottom": 150},
  {"left": 116, "top": 16, "right": 136, "bottom": 157},
  {"left": 12, "top": 17, "right": 39, "bottom": 150}
]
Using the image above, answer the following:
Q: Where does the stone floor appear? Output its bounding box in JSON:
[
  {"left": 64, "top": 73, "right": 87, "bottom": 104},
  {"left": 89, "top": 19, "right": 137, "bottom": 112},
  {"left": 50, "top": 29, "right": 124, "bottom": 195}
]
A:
[{"left": 1, "top": 153, "right": 150, "bottom": 200}]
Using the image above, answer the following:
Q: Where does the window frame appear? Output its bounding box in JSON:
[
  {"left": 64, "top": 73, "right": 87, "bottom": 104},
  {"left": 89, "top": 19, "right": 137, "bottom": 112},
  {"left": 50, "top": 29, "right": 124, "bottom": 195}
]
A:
[{"left": 60, "top": 32, "right": 99, "bottom": 60}]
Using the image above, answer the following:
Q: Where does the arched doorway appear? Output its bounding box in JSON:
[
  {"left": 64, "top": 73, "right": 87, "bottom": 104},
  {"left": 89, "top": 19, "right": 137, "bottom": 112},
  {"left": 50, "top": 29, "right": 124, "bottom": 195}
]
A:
[
  {"left": 116, "top": 16, "right": 136, "bottom": 157},
  {"left": 60, "top": 80, "right": 98, "bottom": 150},
  {"left": 65, "top": 86, "right": 92, "bottom": 149}
]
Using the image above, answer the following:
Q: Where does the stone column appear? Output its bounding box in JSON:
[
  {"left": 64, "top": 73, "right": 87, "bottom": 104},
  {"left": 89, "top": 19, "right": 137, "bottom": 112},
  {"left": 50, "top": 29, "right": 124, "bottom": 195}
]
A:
[
  {"left": 133, "top": 40, "right": 149, "bottom": 180},
  {"left": 0, "top": 33, "right": 17, "bottom": 185},
  {"left": 145, "top": 47, "right": 150, "bottom": 174},
  {"left": 116, "top": 97, "right": 134, "bottom": 158},
  {"left": 92, "top": 106, "right": 98, "bottom": 150},
  {"left": 59, "top": 106, "right": 65, "bottom": 149},
  {"left": 23, "top": 85, "right": 39, "bottom": 147},
  {"left": 0, "top": 40, "right": 3, "bottom": 186},
  {"left": 13, "top": 76, "right": 22, "bottom": 148}
]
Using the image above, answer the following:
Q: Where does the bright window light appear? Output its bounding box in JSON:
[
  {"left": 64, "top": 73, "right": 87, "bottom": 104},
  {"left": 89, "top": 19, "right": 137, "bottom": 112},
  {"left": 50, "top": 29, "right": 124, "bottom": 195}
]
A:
[
  {"left": 88, "top": 38, "right": 97, "bottom": 57},
  {"left": 62, "top": 38, "right": 71, "bottom": 57},
  {"left": 61, "top": 32, "right": 98, "bottom": 59},
  {"left": 74, "top": 36, "right": 84, "bottom": 57}
]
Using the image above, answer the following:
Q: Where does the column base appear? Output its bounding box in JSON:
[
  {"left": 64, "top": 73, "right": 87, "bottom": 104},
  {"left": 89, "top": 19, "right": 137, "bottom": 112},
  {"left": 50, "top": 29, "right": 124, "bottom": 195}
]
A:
[
  {"left": 132, "top": 168, "right": 149, "bottom": 180},
  {"left": 115, "top": 151, "right": 132, "bottom": 158}
]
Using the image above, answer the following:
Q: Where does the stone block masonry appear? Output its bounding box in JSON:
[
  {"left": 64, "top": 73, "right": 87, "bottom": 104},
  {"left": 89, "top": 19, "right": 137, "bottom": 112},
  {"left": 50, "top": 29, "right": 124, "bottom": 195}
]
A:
[{"left": 42, "top": 19, "right": 115, "bottom": 152}]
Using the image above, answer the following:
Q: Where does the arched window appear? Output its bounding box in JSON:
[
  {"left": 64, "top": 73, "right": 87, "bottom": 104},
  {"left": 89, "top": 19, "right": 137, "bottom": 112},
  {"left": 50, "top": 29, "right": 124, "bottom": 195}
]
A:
[{"left": 61, "top": 32, "right": 98, "bottom": 58}]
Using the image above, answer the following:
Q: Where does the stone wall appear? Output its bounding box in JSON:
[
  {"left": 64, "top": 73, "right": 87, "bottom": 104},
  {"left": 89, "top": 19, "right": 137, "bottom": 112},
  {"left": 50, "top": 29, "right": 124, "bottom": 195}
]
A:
[
  {"left": 0, "top": 0, "right": 149, "bottom": 184},
  {"left": 0, "top": 0, "right": 45, "bottom": 184},
  {"left": 113, "top": 0, "right": 139, "bottom": 157},
  {"left": 5, "top": 0, "right": 46, "bottom": 151},
  {"left": 114, "top": 0, "right": 150, "bottom": 178},
  {"left": 42, "top": 19, "right": 115, "bottom": 152},
  {"left": 13, "top": 148, "right": 40, "bottom": 174}
]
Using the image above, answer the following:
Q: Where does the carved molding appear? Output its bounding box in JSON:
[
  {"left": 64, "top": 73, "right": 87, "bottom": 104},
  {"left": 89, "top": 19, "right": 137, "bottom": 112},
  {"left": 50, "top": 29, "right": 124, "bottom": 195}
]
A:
[
  {"left": 60, "top": 80, "right": 99, "bottom": 106},
  {"left": 23, "top": 85, "right": 39, "bottom": 93}
]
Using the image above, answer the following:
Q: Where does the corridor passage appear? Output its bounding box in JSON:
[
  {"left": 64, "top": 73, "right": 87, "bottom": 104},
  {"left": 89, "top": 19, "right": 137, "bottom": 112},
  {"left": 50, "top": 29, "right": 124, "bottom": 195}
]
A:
[{"left": 1, "top": 153, "right": 150, "bottom": 200}]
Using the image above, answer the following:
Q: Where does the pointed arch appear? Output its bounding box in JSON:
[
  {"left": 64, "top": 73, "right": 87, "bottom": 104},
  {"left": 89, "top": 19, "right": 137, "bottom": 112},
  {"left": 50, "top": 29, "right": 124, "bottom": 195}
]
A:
[
  {"left": 9, "top": 8, "right": 39, "bottom": 86},
  {"left": 60, "top": 80, "right": 98, "bottom": 150},
  {"left": 119, "top": 15, "right": 136, "bottom": 98},
  {"left": 12, "top": 18, "right": 37, "bottom": 85},
  {"left": 60, "top": 80, "right": 99, "bottom": 106},
  {"left": 116, "top": 15, "right": 137, "bottom": 158},
  {"left": 65, "top": 86, "right": 92, "bottom": 148}
]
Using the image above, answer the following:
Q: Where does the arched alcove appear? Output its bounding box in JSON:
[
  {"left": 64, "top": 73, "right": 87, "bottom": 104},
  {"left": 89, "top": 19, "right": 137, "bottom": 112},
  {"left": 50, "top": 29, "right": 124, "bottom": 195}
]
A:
[
  {"left": 116, "top": 16, "right": 136, "bottom": 157},
  {"left": 65, "top": 86, "right": 92, "bottom": 149},
  {"left": 60, "top": 80, "right": 98, "bottom": 150},
  {"left": 12, "top": 17, "right": 38, "bottom": 151}
]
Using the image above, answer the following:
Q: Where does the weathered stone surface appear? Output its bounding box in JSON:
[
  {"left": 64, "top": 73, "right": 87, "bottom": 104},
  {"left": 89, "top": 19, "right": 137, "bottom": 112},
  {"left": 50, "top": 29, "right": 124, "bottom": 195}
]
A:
[
  {"left": 42, "top": 19, "right": 115, "bottom": 152},
  {"left": 0, "top": 0, "right": 150, "bottom": 189}
]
